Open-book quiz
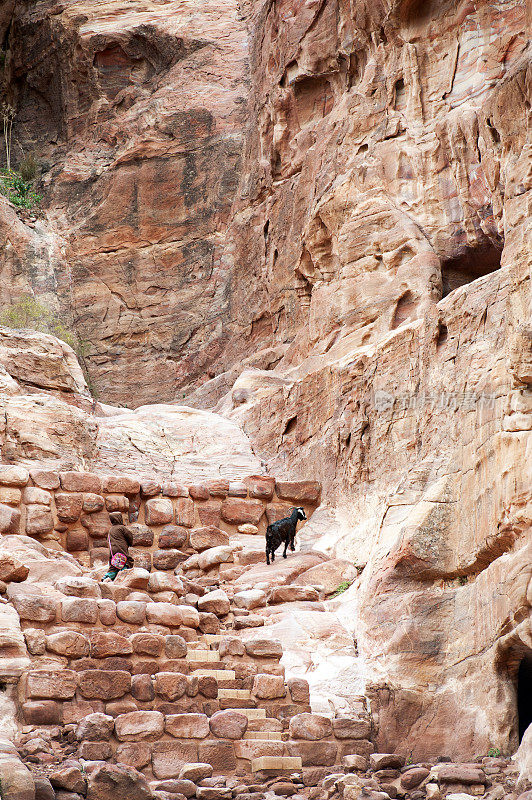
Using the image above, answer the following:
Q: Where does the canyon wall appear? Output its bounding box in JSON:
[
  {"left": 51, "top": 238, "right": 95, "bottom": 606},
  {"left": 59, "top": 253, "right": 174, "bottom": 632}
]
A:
[
  {"left": 0, "top": 0, "right": 531, "bottom": 778},
  {"left": 0, "top": 0, "right": 248, "bottom": 404}
]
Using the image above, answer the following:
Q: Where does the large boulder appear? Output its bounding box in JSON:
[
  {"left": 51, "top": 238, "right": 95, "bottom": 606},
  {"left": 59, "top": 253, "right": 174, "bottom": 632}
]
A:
[
  {"left": 0, "top": 755, "right": 35, "bottom": 800},
  {"left": 86, "top": 764, "right": 152, "bottom": 800}
]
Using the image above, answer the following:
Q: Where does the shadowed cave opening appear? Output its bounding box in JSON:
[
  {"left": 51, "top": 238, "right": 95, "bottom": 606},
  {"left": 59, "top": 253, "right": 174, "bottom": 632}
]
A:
[
  {"left": 441, "top": 240, "right": 503, "bottom": 298},
  {"left": 518, "top": 653, "right": 532, "bottom": 742}
]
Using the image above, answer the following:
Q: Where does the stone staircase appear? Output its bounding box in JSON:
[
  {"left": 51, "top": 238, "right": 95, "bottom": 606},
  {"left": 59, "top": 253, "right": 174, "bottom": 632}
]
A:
[
  {"left": 0, "top": 467, "right": 371, "bottom": 794},
  {"left": 12, "top": 562, "right": 372, "bottom": 780}
]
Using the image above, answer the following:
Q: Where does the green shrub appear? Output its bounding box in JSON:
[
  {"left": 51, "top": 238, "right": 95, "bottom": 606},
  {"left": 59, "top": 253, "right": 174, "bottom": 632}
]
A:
[
  {"left": 330, "top": 580, "right": 352, "bottom": 597},
  {"left": 18, "top": 153, "right": 39, "bottom": 182},
  {"left": 0, "top": 168, "right": 42, "bottom": 209},
  {"left": 487, "top": 747, "right": 501, "bottom": 757},
  {"left": 0, "top": 296, "right": 77, "bottom": 351}
]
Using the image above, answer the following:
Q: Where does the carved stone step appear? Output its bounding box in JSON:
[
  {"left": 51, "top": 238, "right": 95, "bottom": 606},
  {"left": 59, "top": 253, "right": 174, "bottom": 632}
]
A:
[
  {"left": 192, "top": 668, "right": 236, "bottom": 680},
  {"left": 251, "top": 755, "right": 302, "bottom": 773},
  {"left": 224, "top": 707, "right": 266, "bottom": 720},
  {"left": 218, "top": 688, "right": 252, "bottom": 700},
  {"left": 186, "top": 649, "right": 219, "bottom": 662}
]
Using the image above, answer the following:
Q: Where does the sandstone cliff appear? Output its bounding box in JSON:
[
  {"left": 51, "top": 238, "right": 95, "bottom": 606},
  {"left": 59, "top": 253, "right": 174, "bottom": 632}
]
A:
[{"left": 0, "top": 0, "right": 531, "bottom": 793}]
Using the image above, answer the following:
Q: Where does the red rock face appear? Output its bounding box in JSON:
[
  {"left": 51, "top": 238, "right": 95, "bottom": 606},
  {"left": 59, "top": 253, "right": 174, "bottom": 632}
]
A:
[
  {"left": 0, "top": 0, "right": 249, "bottom": 405},
  {"left": 0, "top": 0, "right": 531, "bottom": 776}
]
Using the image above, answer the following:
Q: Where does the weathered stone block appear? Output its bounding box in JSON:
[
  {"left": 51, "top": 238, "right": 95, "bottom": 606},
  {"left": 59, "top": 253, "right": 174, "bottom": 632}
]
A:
[
  {"left": 66, "top": 529, "right": 89, "bottom": 552},
  {"left": 209, "top": 709, "right": 248, "bottom": 739},
  {"left": 79, "top": 741, "right": 113, "bottom": 761},
  {"left": 76, "top": 712, "right": 115, "bottom": 741},
  {"left": 30, "top": 469, "right": 60, "bottom": 490},
  {"left": 8, "top": 585, "right": 57, "bottom": 622},
  {"left": 26, "top": 503, "right": 54, "bottom": 535},
  {"left": 253, "top": 674, "right": 286, "bottom": 700},
  {"left": 152, "top": 549, "right": 183, "bottom": 570},
  {"left": 161, "top": 481, "right": 189, "bottom": 497},
  {"left": 199, "top": 612, "right": 220, "bottom": 634},
  {"left": 0, "top": 503, "right": 21, "bottom": 534},
  {"left": 275, "top": 481, "right": 321, "bottom": 502},
  {"left": 198, "top": 739, "right": 237, "bottom": 771},
  {"left": 0, "top": 465, "right": 29, "bottom": 486},
  {"left": 116, "top": 601, "right": 146, "bottom": 625},
  {"left": 197, "top": 501, "right": 222, "bottom": 527},
  {"left": 131, "top": 632, "right": 164, "bottom": 656},
  {"left": 23, "top": 486, "right": 51, "bottom": 505},
  {"left": 105, "top": 494, "right": 129, "bottom": 512},
  {"left": 81, "top": 511, "right": 111, "bottom": 538},
  {"left": 83, "top": 493, "right": 106, "bottom": 513},
  {"left": 159, "top": 525, "right": 188, "bottom": 549},
  {"left": 27, "top": 670, "right": 78, "bottom": 699},
  {"left": 0, "top": 487, "right": 21, "bottom": 505},
  {"left": 287, "top": 677, "right": 310, "bottom": 705},
  {"left": 289, "top": 713, "right": 333, "bottom": 741},
  {"left": 189, "top": 484, "right": 210, "bottom": 501},
  {"left": 221, "top": 498, "right": 265, "bottom": 525},
  {"left": 245, "top": 476, "right": 275, "bottom": 500},
  {"left": 198, "top": 589, "right": 230, "bottom": 616},
  {"left": 115, "top": 710, "right": 165, "bottom": 741},
  {"left": 179, "top": 763, "right": 213, "bottom": 782},
  {"left": 86, "top": 764, "right": 152, "bottom": 800},
  {"left": 152, "top": 740, "right": 200, "bottom": 779},
  {"left": 47, "top": 631, "right": 90, "bottom": 658},
  {"left": 190, "top": 526, "right": 229, "bottom": 552},
  {"left": 61, "top": 597, "right": 98, "bottom": 623},
  {"left": 79, "top": 670, "right": 131, "bottom": 700},
  {"left": 165, "top": 634, "right": 188, "bottom": 659},
  {"left": 0, "top": 553, "right": 28, "bottom": 582},
  {"left": 155, "top": 672, "right": 188, "bottom": 701},
  {"left": 165, "top": 712, "right": 210, "bottom": 738},
  {"left": 22, "top": 700, "right": 62, "bottom": 725},
  {"left": 140, "top": 480, "right": 161, "bottom": 497},
  {"left": 115, "top": 742, "right": 151, "bottom": 769},
  {"left": 90, "top": 631, "right": 133, "bottom": 658},
  {"left": 145, "top": 498, "right": 173, "bottom": 525},
  {"left": 175, "top": 497, "right": 195, "bottom": 528},
  {"left": 129, "top": 523, "right": 154, "bottom": 547},
  {"left": 102, "top": 475, "right": 140, "bottom": 495},
  {"left": 333, "top": 716, "right": 371, "bottom": 740},
  {"left": 131, "top": 674, "right": 155, "bottom": 701},
  {"left": 146, "top": 602, "right": 199, "bottom": 628},
  {"left": 244, "top": 639, "right": 283, "bottom": 659},
  {"left": 55, "top": 492, "right": 83, "bottom": 522},
  {"left": 233, "top": 589, "right": 267, "bottom": 610},
  {"left": 287, "top": 740, "right": 337, "bottom": 766},
  {"left": 60, "top": 471, "right": 102, "bottom": 493},
  {"left": 98, "top": 599, "right": 117, "bottom": 625}
]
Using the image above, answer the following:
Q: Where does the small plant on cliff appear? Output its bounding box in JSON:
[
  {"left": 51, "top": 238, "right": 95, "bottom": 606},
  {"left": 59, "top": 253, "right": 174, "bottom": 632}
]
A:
[
  {"left": 487, "top": 747, "right": 501, "bottom": 757},
  {"left": 1, "top": 101, "right": 14, "bottom": 171},
  {"left": 18, "top": 152, "right": 39, "bottom": 182},
  {"left": 0, "top": 168, "right": 42, "bottom": 209},
  {"left": 1, "top": 296, "right": 77, "bottom": 350},
  {"left": 331, "top": 580, "right": 352, "bottom": 597},
  {"left": 0, "top": 296, "right": 97, "bottom": 395}
]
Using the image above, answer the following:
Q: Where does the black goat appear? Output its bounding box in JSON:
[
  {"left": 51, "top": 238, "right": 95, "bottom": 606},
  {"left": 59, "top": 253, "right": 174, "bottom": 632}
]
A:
[{"left": 265, "top": 507, "right": 307, "bottom": 565}]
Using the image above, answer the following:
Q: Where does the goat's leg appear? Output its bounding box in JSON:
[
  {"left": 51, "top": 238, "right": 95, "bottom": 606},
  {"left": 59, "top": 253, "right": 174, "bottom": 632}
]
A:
[
  {"left": 266, "top": 548, "right": 270, "bottom": 565},
  {"left": 290, "top": 534, "right": 296, "bottom": 552},
  {"left": 271, "top": 549, "right": 275, "bottom": 562},
  {"left": 283, "top": 540, "right": 288, "bottom": 558}
]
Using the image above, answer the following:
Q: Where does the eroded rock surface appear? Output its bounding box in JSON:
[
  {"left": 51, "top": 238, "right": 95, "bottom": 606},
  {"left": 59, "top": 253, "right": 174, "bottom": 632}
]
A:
[{"left": 0, "top": 0, "right": 531, "bottom": 787}]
